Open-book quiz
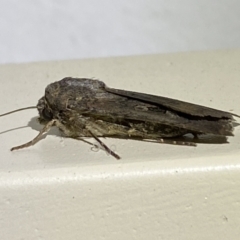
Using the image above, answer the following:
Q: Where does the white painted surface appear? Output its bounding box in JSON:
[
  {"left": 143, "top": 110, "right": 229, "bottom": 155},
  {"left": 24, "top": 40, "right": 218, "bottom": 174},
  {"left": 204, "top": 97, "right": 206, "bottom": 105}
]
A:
[
  {"left": 0, "top": 1, "right": 240, "bottom": 64},
  {"left": 0, "top": 50, "right": 240, "bottom": 239}
]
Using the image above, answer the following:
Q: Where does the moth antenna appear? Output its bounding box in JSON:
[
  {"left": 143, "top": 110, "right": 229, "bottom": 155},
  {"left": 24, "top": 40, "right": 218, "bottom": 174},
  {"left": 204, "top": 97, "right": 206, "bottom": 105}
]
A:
[{"left": 0, "top": 106, "right": 37, "bottom": 117}]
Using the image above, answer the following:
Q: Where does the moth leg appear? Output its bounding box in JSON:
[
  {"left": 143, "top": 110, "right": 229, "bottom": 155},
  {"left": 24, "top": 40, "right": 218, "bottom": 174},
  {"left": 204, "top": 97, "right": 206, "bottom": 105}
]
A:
[
  {"left": 88, "top": 130, "right": 121, "bottom": 160},
  {"left": 11, "top": 119, "right": 56, "bottom": 151},
  {"left": 55, "top": 119, "right": 120, "bottom": 159},
  {"left": 74, "top": 137, "right": 98, "bottom": 147},
  {"left": 133, "top": 130, "right": 197, "bottom": 146}
]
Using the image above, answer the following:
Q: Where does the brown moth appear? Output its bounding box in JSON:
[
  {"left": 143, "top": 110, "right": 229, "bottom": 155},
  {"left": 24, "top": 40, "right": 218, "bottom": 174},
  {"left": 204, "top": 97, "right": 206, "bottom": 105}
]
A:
[{"left": 1, "top": 77, "right": 239, "bottom": 159}]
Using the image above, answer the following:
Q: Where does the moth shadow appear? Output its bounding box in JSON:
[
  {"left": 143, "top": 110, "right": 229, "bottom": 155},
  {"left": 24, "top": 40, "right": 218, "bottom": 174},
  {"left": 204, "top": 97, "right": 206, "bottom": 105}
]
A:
[
  {"left": 0, "top": 116, "right": 61, "bottom": 138},
  {"left": 28, "top": 116, "right": 62, "bottom": 137},
  {"left": 0, "top": 125, "right": 29, "bottom": 135}
]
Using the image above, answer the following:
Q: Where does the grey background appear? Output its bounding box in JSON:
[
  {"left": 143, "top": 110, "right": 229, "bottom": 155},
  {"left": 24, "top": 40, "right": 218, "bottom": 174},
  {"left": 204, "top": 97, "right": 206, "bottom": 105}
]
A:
[{"left": 0, "top": 0, "right": 240, "bottom": 64}]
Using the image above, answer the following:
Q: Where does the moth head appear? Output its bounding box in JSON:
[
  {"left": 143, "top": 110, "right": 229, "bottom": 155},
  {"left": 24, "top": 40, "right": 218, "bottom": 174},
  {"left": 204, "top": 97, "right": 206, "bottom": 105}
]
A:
[{"left": 37, "top": 96, "right": 54, "bottom": 124}]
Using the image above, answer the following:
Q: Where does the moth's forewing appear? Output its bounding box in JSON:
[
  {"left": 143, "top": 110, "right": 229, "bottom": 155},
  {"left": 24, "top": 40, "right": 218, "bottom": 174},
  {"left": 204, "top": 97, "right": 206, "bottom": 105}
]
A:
[
  {"left": 105, "top": 87, "right": 235, "bottom": 119},
  {"left": 70, "top": 83, "right": 234, "bottom": 136}
]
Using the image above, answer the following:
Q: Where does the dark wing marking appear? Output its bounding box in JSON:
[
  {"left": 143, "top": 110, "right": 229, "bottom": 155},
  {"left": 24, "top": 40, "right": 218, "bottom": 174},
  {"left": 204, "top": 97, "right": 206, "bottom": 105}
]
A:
[{"left": 105, "top": 87, "right": 239, "bottom": 119}]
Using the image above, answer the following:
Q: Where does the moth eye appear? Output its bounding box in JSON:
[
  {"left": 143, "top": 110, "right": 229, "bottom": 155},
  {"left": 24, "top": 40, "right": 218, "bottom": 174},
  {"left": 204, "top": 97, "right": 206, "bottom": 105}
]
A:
[{"left": 42, "top": 108, "right": 53, "bottom": 120}]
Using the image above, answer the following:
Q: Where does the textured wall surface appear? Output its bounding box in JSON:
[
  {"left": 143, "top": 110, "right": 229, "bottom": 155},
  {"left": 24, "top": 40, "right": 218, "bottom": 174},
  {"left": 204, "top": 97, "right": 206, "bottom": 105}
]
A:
[{"left": 0, "top": 0, "right": 240, "bottom": 64}]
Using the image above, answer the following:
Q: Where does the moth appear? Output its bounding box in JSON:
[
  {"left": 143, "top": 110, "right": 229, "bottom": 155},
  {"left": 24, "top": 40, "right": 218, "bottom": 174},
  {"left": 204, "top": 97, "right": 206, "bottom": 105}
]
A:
[{"left": 1, "top": 77, "right": 239, "bottom": 159}]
